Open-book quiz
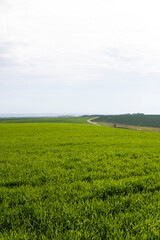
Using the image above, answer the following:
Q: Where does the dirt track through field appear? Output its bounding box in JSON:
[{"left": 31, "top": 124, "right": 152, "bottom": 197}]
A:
[
  {"left": 87, "top": 117, "right": 100, "bottom": 125},
  {"left": 87, "top": 117, "right": 160, "bottom": 133}
]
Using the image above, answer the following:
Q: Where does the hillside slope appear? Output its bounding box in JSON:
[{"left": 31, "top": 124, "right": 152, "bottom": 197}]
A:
[
  {"left": 94, "top": 114, "right": 160, "bottom": 128},
  {"left": 0, "top": 116, "right": 91, "bottom": 124}
]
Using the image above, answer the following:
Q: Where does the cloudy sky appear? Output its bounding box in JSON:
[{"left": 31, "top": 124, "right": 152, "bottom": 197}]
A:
[{"left": 1, "top": 0, "right": 160, "bottom": 115}]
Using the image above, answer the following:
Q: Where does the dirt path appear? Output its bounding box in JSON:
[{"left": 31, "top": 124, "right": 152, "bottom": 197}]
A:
[
  {"left": 87, "top": 117, "right": 160, "bottom": 132},
  {"left": 94, "top": 121, "right": 160, "bottom": 132},
  {"left": 87, "top": 117, "right": 100, "bottom": 125}
]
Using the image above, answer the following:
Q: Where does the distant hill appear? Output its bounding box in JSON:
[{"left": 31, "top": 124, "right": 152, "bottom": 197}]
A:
[
  {"left": 94, "top": 114, "right": 160, "bottom": 128},
  {"left": 0, "top": 116, "right": 91, "bottom": 124}
]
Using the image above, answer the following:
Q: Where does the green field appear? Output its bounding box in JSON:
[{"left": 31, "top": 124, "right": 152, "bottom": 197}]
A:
[
  {"left": 94, "top": 114, "right": 160, "bottom": 128},
  {"left": 0, "top": 116, "right": 90, "bottom": 124},
  {"left": 1, "top": 122, "right": 160, "bottom": 239}
]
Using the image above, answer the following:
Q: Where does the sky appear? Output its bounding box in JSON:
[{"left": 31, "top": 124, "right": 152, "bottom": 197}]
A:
[{"left": 1, "top": 0, "right": 160, "bottom": 115}]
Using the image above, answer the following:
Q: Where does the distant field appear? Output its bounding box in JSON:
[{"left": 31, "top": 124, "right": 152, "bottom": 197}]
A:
[
  {"left": 94, "top": 114, "right": 160, "bottom": 128},
  {"left": 1, "top": 123, "right": 160, "bottom": 239},
  {"left": 0, "top": 116, "right": 91, "bottom": 124}
]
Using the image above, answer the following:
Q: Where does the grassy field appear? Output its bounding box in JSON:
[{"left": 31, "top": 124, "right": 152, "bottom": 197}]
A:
[
  {"left": 0, "top": 116, "right": 90, "bottom": 124},
  {"left": 95, "top": 122, "right": 160, "bottom": 133},
  {"left": 94, "top": 114, "right": 160, "bottom": 128},
  {"left": 1, "top": 123, "right": 160, "bottom": 239}
]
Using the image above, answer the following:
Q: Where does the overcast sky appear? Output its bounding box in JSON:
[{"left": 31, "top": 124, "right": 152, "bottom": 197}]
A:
[{"left": 1, "top": 0, "right": 160, "bottom": 115}]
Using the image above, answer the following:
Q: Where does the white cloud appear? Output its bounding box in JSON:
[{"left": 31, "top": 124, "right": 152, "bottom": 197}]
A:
[
  {"left": 1, "top": 0, "right": 160, "bottom": 113},
  {"left": 1, "top": 0, "right": 160, "bottom": 71}
]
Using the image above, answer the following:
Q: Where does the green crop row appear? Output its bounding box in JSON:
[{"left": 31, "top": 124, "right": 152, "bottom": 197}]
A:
[{"left": 95, "top": 114, "right": 160, "bottom": 128}]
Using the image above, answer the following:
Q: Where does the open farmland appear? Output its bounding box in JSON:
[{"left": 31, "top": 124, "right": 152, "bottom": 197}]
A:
[
  {"left": 1, "top": 123, "right": 160, "bottom": 239},
  {"left": 94, "top": 114, "right": 160, "bottom": 128},
  {"left": 0, "top": 116, "right": 91, "bottom": 124}
]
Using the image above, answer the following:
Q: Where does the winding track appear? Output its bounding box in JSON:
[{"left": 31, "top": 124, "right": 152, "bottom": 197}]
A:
[{"left": 87, "top": 117, "right": 100, "bottom": 125}]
